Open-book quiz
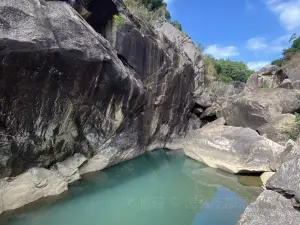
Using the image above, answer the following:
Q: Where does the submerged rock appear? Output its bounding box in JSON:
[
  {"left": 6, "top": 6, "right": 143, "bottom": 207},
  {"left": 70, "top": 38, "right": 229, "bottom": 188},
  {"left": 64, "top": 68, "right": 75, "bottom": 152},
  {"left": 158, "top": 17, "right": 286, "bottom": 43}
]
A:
[
  {"left": 0, "top": 168, "right": 68, "bottom": 215},
  {"left": 167, "top": 125, "right": 284, "bottom": 174}
]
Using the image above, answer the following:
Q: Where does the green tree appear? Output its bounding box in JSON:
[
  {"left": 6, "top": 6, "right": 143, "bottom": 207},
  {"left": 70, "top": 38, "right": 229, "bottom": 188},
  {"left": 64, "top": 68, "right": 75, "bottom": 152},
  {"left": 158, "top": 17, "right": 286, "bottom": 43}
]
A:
[{"left": 204, "top": 57, "right": 254, "bottom": 83}]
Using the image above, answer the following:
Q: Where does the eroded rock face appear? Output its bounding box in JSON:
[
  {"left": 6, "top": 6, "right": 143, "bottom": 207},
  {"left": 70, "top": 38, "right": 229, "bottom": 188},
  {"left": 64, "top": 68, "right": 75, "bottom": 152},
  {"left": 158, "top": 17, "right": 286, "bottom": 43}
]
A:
[
  {"left": 156, "top": 22, "right": 205, "bottom": 92},
  {"left": 51, "top": 153, "right": 87, "bottom": 183},
  {"left": 0, "top": 168, "right": 68, "bottom": 215},
  {"left": 167, "top": 123, "right": 284, "bottom": 174},
  {"left": 0, "top": 0, "right": 196, "bottom": 178},
  {"left": 266, "top": 141, "right": 300, "bottom": 208},
  {"left": 223, "top": 89, "right": 300, "bottom": 130},
  {"left": 257, "top": 114, "right": 296, "bottom": 145},
  {"left": 246, "top": 65, "right": 287, "bottom": 89},
  {"left": 238, "top": 190, "right": 300, "bottom": 225}
]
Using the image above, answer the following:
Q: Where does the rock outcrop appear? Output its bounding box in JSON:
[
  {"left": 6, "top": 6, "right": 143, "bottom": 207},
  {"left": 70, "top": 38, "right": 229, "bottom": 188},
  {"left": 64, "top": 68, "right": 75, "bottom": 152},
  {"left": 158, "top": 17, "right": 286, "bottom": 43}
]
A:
[
  {"left": 239, "top": 140, "right": 300, "bottom": 224},
  {"left": 257, "top": 114, "right": 297, "bottom": 145},
  {"left": 238, "top": 190, "right": 300, "bottom": 225},
  {"left": 266, "top": 140, "right": 300, "bottom": 208},
  {"left": 51, "top": 153, "right": 87, "bottom": 183},
  {"left": 222, "top": 89, "right": 300, "bottom": 130},
  {"left": 246, "top": 65, "right": 287, "bottom": 89},
  {"left": 0, "top": 168, "right": 68, "bottom": 215},
  {"left": 0, "top": 0, "right": 200, "bottom": 179},
  {"left": 167, "top": 121, "right": 284, "bottom": 174}
]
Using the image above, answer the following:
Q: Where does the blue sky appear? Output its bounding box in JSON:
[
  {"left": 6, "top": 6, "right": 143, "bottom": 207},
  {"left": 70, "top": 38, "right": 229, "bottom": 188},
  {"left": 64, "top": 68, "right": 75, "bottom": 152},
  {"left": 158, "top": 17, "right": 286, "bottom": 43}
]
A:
[{"left": 165, "top": 0, "right": 300, "bottom": 70}]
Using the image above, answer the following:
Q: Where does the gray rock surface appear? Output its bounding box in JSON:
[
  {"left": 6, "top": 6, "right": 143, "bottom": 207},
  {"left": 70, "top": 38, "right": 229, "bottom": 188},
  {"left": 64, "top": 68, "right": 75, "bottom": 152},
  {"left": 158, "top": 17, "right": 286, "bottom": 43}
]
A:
[
  {"left": 156, "top": 22, "right": 205, "bottom": 92},
  {"left": 0, "top": 0, "right": 197, "bottom": 178},
  {"left": 167, "top": 125, "right": 284, "bottom": 174},
  {"left": 246, "top": 65, "right": 287, "bottom": 89},
  {"left": 238, "top": 190, "right": 300, "bottom": 225},
  {"left": 0, "top": 168, "right": 68, "bottom": 215},
  {"left": 223, "top": 89, "right": 300, "bottom": 130},
  {"left": 257, "top": 114, "right": 296, "bottom": 145},
  {"left": 51, "top": 154, "right": 87, "bottom": 183},
  {"left": 278, "top": 79, "right": 293, "bottom": 89},
  {"left": 267, "top": 140, "right": 300, "bottom": 207},
  {"left": 260, "top": 172, "right": 275, "bottom": 186},
  {"left": 194, "top": 81, "right": 245, "bottom": 108}
]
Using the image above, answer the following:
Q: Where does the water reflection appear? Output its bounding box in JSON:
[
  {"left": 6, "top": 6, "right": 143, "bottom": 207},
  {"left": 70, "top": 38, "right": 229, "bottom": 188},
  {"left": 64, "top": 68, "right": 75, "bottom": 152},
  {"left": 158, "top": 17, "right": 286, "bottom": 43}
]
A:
[{"left": 0, "top": 149, "right": 261, "bottom": 225}]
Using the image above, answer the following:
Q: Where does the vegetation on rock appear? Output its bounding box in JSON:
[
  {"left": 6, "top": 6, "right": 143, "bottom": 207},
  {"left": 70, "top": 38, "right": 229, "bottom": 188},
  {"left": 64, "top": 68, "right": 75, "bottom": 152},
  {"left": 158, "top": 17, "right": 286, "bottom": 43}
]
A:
[
  {"left": 286, "top": 113, "right": 300, "bottom": 140},
  {"left": 259, "top": 80, "right": 268, "bottom": 88},
  {"left": 124, "top": 0, "right": 182, "bottom": 29},
  {"left": 271, "top": 35, "right": 300, "bottom": 67}
]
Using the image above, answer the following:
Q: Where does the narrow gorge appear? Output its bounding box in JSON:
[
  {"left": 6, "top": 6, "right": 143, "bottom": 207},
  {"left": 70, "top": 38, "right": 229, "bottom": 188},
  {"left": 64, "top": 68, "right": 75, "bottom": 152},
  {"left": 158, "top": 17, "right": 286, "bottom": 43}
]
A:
[{"left": 1, "top": 0, "right": 300, "bottom": 224}]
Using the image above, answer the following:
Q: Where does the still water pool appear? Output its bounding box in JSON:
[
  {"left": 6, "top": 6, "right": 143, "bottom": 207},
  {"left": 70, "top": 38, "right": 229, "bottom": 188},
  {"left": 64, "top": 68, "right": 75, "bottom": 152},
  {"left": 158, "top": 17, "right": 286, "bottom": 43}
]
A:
[{"left": 0, "top": 150, "right": 261, "bottom": 225}]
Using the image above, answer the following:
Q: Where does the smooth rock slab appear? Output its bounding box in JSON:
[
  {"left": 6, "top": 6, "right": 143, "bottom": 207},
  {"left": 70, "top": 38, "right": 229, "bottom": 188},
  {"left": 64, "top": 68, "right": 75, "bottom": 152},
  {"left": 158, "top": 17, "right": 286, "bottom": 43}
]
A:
[
  {"left": 0, "top": 168, "right": 68, "bottom": 215},
  {"left": 167, "top": 125, "right": 284, "bottom": 174},
  {"left": 51, "top": 153, "right": 87, "bottom": 183},
  {"left": 79, "top": 154, "right": 110, "bottom": 175},
  {"left": 260, "top": 172, "right": 275, "bottom": 186},
  {"left": 238, "top": 190, "right": 300, "bottom": 225}
]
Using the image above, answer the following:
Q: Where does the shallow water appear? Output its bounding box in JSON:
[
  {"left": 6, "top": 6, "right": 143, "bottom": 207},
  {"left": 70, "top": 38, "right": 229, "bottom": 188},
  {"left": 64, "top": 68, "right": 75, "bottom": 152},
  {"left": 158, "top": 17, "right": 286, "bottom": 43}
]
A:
[{"left": 0, "top": 150, "right": 261, "bottom": 225}]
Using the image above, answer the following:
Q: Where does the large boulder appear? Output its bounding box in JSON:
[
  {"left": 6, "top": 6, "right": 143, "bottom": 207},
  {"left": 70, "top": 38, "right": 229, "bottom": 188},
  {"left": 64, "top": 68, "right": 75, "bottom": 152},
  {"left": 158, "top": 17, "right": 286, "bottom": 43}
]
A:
[
  {"left": 238, "top": 190, "right": 300, "bottom": 225},
  {"left": 0, "top": 168, "right": 68, "bottom": 215},
  {"left": 167, "top": 123, "right": 284, "bottom": 174},
  {"left": 51, "top": 153, "right": 87, "bottom": 183},
  {"left": 266, "top": 140, "right": 300, "bottom": 208},
  {"left": 257, "top": 114, "right": 297, "bottom": 145},
  {"left": 222, "top": 89, "right": 300, "bottom": 130},
  {"left": 282, "top": 52, "right": 300, "bottom": 82},
  {"left": 194, "top": 81, "right": 244, "bottom": 108},
  {"left": 0, "top": 0, "right": 196, "bottom": 178},
  {"left": 246, "top": 65, "right": 287, "bottom": 89}
]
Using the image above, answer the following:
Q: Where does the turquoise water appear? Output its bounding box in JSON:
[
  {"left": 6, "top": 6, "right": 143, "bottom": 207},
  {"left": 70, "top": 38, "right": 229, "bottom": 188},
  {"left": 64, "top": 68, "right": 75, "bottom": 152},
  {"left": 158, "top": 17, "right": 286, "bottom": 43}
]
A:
[{"left": 0, "top": 150, "right": 261, "bottom": 225}]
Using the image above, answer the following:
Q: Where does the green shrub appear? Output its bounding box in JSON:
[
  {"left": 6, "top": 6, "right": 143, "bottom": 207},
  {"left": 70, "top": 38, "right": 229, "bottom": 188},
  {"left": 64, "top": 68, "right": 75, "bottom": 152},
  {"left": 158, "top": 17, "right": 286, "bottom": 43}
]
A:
[
  {"left": 271, "top": 58, "right": 284, "bottom": 67},
  {"left": 259, "top": 80, "right": 268, "bottom": 88},
  {"left": 286, "top": 113, "right": 300, "bottom": 140},
  {"left": 170, "top": 20, "right": 182, "bottom": 31},
  {"left": 113, "top": 15, "right": 125, "bottom": 29},
  {"left": 124, "top": 0, "right": 169, "bottom": 23}
]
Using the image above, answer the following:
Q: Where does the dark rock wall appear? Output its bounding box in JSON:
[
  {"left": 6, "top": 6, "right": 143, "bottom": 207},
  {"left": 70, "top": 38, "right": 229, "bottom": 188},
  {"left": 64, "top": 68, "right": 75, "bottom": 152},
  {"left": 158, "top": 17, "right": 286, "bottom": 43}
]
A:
[{"left": 0, "top": 0, "right": 197, "bottom": 178}]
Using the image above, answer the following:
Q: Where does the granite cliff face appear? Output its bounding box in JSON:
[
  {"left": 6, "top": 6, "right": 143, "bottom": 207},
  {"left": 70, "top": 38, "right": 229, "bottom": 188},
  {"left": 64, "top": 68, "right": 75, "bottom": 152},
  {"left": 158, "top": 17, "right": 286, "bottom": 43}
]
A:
[{"left": 0, "top": 0, "right": 203, "bottom": 180}]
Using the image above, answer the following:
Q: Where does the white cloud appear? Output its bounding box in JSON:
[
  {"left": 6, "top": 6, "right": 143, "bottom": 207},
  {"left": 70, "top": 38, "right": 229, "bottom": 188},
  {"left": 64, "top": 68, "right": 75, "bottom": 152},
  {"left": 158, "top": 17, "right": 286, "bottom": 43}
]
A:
[
  {"left": 247, "top": 37, "right": 268, "bottom": 50},
  {"left": 265, "top": 0, "right": 300, "bottom": 31},
  {"left": 204, "top": 45, "right": 239, "bottom": 59},
  {"left": 247, "top": 61, "right": 271, "bottom": 71},
  {"left": 246, "top": 34, "right": 290, "bottom": 52}
]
